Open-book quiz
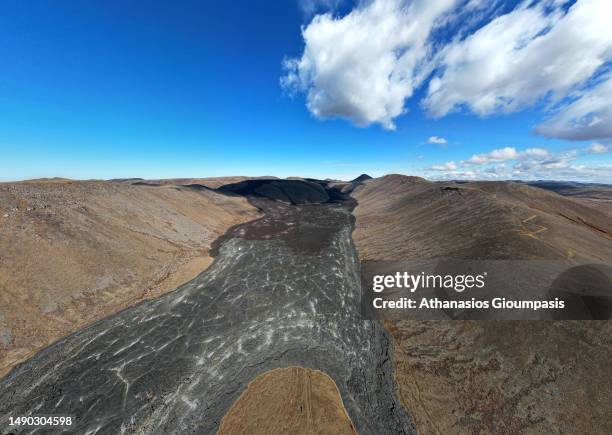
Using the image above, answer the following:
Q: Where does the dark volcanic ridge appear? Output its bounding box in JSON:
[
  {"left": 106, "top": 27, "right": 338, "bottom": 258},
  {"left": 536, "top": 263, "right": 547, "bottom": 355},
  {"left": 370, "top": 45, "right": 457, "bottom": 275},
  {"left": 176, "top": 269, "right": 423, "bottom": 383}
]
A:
[
  {"left": 218, "top": 178, "right": 353, "bottom": 206},
  {"left": 351, "top": 174, "right": 373, "bottom": 184}
]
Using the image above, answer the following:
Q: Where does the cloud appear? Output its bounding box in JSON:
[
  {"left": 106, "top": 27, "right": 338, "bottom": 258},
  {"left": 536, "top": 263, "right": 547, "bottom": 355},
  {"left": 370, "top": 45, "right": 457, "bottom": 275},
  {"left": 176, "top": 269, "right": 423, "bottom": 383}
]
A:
[
  {"left": 427, "top": 135, "right": 448, "bottom": 144},
  {"left": 510, "top": 161, "right": 612, "bottom": 182},
  {"left": 534, "top": 73, "right": 612, "bottom": 140},
  {"left": 588, "top": 142, "right": 612, "bottom": 153},
  {"left": 466, "top": 147, "right": 551, "bottom": 164},
  {"left": 284, "top": 0, "right": 612, "bottom": 141},
  {"left": 521, "top": 148, "right": 550, "bottom": 159},
  {"left": 423, "top": 0, "right": 612, "bottom": 123},
  {"left": 430, "top": 160, "right": 457, "bottom": 171},
  {"left": 467, "top": 147, "right": 519, "bottom": 164},
  {"left": 424, "top": 143, "right": 612, "bottom": 182},
  {"left": 281, "top": 0, "right": 457, "bottom": 130},
  {"left": 299, "top": 0, "right": 346, "bottom": 17}
]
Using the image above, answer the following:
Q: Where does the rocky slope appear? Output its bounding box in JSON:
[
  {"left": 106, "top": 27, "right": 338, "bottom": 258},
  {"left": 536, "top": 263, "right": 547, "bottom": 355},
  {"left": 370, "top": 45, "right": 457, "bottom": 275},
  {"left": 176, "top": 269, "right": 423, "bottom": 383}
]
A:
[
  {"left": 352, "top": 175, "right": 612, "bottom": 434},
  {"left": 0, "top": 179, "right": 260, "bottom": 377}
]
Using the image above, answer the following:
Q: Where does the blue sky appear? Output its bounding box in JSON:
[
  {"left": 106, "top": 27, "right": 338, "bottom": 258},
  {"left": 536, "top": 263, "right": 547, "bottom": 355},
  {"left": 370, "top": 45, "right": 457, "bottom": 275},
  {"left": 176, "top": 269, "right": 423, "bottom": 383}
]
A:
[{"left": 1, "top": 0, "right": 611, "bottom": 182}]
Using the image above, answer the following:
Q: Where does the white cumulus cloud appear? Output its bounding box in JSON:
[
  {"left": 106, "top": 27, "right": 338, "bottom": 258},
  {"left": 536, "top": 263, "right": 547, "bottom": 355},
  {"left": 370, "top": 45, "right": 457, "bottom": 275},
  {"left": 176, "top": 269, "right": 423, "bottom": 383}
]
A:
[
  {"left": 422, "top": 0, "right": 612, "bottom": 142},
  {"left": 281, "top": 0, "right": 457, "bottom": 130},
  {"left": 467, "top": 147, "right": 519, "bottom": 164},
  {"left": 430, "top": 161, "right": 457, "bottom": 171},
  {"left": 424, "top": 143, "right": 611, "bottom": 182},
  {"left": 520, "top": 148, "right": 550, "bottom": 159},
  {"left": 588, "top": 142, "right": 612, "bottom": 153},
  {"left": 424, "top": 0, "right": 612, "bottom": 121},
  {"left": 534, "top": 73, "right": 612, "bottom": 140},
  {"left": 466, "top": 147, "right": 552, "bottom": 165},
  {"left": 427, "top": 135, "right": 448, "bottom": 144},
  {"left": 283, "top": 0, "right": 612, "bottom": 142}
]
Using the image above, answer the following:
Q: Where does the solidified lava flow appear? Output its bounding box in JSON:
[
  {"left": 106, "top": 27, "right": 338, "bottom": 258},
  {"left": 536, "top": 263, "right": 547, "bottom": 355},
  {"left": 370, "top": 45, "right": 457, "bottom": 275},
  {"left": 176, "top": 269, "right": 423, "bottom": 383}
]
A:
[{"left": 0, "top": 181, "right": 415, "bottom": 434}]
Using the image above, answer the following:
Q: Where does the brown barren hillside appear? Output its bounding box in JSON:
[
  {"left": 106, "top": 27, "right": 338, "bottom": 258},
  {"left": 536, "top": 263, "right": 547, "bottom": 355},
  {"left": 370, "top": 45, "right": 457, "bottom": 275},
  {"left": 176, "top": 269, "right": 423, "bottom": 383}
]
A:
[
  {"left": 352, "top": 174, "right": 611, "bottom": 262},
  {"left": 525, "top": 180, "right": 612, "bottom": 215},
  {"left": 217, "top": 366, "right": 356, "bottom": 435},
  {"left": 352, "top": 175, "right": 612, "bottom": 434},
  {"left": 0, "top": 179, "right": 260, "bottom": 377}
]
